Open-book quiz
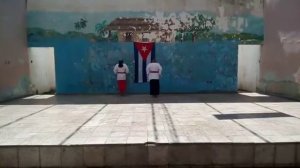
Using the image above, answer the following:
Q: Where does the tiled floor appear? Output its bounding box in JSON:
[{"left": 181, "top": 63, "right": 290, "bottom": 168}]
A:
[{"left": 0, "top": 93, "right": 299, "bottom": 145}]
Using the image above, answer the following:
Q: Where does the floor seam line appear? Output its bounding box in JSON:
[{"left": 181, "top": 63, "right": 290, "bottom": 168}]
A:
[
  {"left": 205, "top": 102, "right": 270, "bottom": 143},
  {"left": 254, "top": 102, "right": 300, "bottom": 120},
  {"left": 59, "top": 104, "right": 108, "bottom": 145},
  {"left": 0, "top": 105, "right": 55, "bottom": 129}
]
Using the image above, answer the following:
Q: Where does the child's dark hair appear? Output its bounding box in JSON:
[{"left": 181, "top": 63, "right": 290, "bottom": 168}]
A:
[{"left": 118, "top": 60, "right": 124, "bottom": 67}]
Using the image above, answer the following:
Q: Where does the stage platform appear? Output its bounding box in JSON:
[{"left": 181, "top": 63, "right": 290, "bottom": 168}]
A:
[{"left": 0, "top": 93, "right": 299, "bottom": 167}]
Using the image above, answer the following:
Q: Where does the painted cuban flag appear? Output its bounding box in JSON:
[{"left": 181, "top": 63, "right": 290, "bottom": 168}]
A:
[{"left": 134, "top": 42, "right": 155, "bottom": 83}]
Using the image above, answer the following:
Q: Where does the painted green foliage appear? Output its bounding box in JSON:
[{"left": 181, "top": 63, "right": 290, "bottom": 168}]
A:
[
  {"left": 27, "top": 12, "right": 263, "bottom": 43},
  {"left": 95, "top": 20, "right": 107, "bottom": 37},
  {"left": 74, "top": 18, "right": 88, "bottom": 30},
  {"left": 176, "top": 14, "right": 216, "bottom": 41},
  {"left": 95, "top": 20, "right": 118, "bottom": 41}
]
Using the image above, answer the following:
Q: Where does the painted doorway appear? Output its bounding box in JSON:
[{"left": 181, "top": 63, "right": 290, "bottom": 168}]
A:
[
  {"left": 238, "top": 45, "right": 261, "bottom": 92},
  {"left": 28, "top": 47, "right": 56, "bottom": 94}
]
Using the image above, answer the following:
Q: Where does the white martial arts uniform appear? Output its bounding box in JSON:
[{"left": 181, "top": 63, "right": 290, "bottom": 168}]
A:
[
  {"left": 146, "top": 62, "right": 162, "bottom": 81},
  {"left": 113, "top": 64, "right": 129, "bottom": 80},
  {"left": 146, "top": 62, "right": 162, "bottom": 96}
]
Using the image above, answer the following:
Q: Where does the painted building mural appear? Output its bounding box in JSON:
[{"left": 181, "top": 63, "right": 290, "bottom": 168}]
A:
[{"left": 27, "top": 0, "right": 264, "bottom": 94}]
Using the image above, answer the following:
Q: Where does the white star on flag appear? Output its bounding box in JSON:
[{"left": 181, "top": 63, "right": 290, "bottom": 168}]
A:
[{"left": 141, "top": 46, "right": 148, "bottom": 52}]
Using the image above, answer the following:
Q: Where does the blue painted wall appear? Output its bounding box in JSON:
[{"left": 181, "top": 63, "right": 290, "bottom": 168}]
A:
[{"left": 29, "top": 38, "right": 238, "bottom": 94}]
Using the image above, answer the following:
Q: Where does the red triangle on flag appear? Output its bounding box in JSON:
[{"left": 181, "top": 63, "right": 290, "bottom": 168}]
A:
[{"left": 135, "top": 42, "right": 154, "bottom": 61}]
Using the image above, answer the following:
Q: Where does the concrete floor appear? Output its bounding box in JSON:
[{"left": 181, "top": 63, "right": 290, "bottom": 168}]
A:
[{"left": 0, "top": 92, "right": 300, "bottom": 145}]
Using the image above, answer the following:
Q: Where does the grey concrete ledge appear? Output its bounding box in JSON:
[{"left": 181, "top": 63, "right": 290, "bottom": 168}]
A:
[{"left": 0, "top": 142, "right": 299, "bottom": 167}]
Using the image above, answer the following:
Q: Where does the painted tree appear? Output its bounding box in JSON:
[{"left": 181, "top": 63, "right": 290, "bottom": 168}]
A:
[
  {"left": 95, "top": 20, "right": 108, "bottom": 37},
  {"left": 178, "top": 14, "right": 216, "bottom": 41},
  {"left": 95, "top": 20, "right": 118, "bottom": 41},
  {"left": 148, "top": 12, "right": 216, "bottom": 42},
  {"left": 74, "top": 18, "right": 88, "bottom": 30}
]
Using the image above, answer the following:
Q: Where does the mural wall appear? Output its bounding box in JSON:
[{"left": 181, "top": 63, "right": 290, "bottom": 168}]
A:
[
  {"left": 0, "top": 0, "right": 30, "bottom": 101},
  {"left": 259, "top": 0, "right": 300, "bottom": 100},
  {"left": 27, "top": 0, "right": 264, "bottom": 94}
]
